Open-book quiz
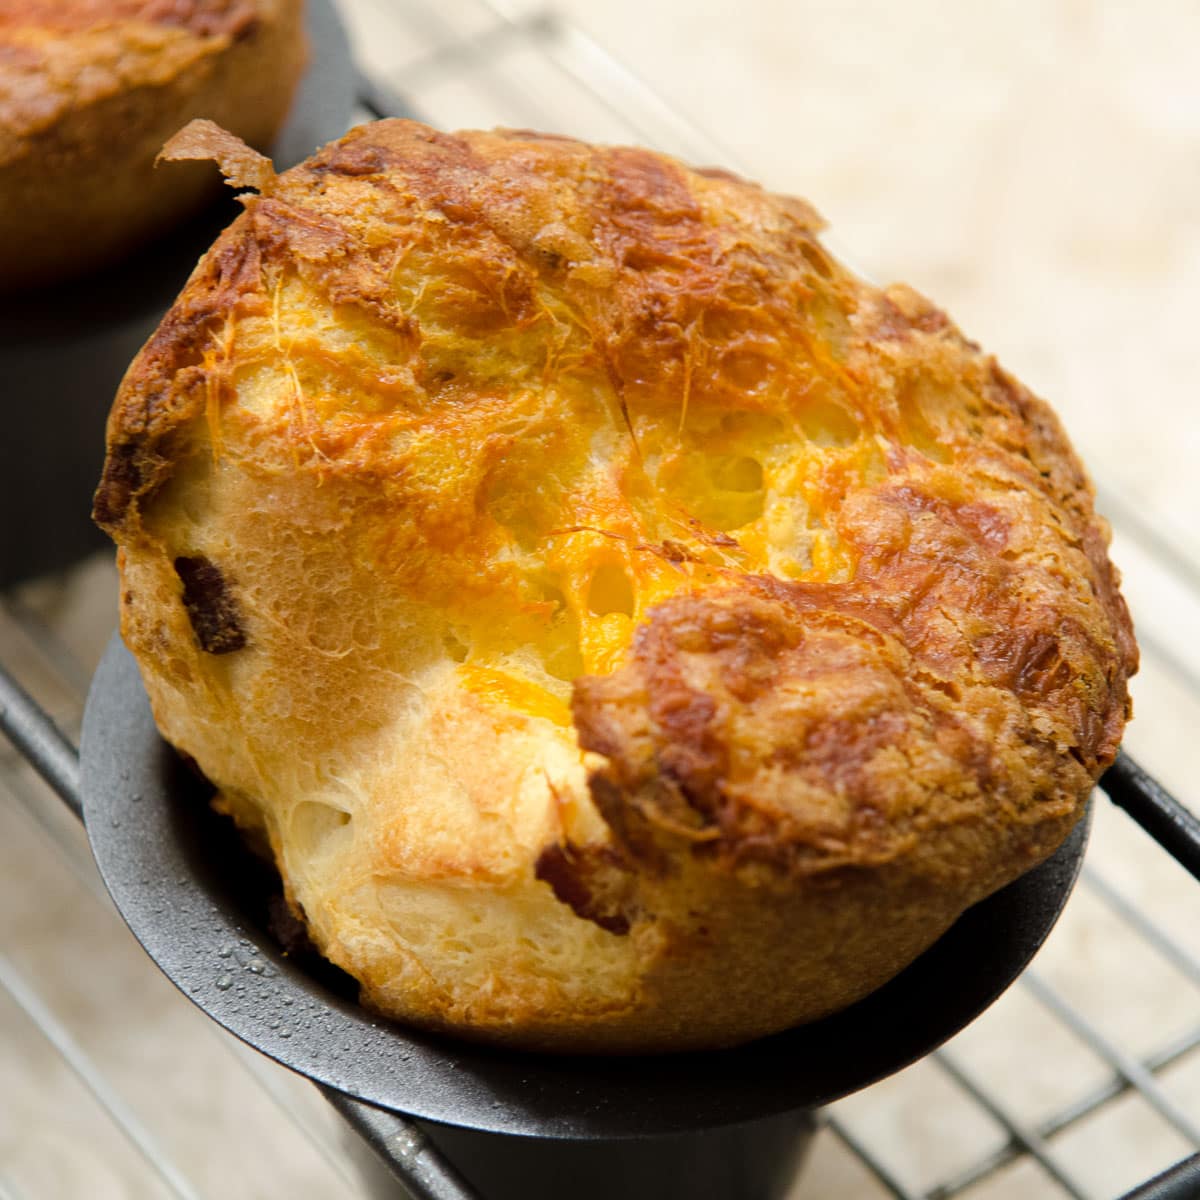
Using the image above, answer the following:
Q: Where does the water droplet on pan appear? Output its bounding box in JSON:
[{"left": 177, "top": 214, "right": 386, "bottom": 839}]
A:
[{"left": 215, "top": 974, "right": 233, "bottom": 991}]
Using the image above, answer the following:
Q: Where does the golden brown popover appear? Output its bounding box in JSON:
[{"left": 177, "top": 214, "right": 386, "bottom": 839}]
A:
[
  {"left": 0, "top": 0, "right": 306, "bottom": 290},
  {"left": 94, "top": 119, "right": 1136, "bottom": 1052}
]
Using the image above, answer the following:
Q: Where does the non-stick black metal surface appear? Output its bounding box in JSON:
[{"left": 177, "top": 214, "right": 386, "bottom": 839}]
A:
[
  {"left": 80, "top": 633, "right": 1092, "bottom": 1140},
  {"left": 0, "top": 0, "right": 358, "bottom": 587}
]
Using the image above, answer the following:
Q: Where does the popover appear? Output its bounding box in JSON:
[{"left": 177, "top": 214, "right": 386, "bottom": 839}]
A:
[
  {"left": 0, "top": 0, "right": 306, "bottom": 290},
  {"left": 94, "top": 119, "right": 1136, "bottom": 1052}
]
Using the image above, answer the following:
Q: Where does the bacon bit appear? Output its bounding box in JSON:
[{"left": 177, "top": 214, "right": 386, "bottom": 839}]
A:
[
  {"left": 534, "top": 843, "right": 631, "bottom": 936},
  {"left": 173, "top": 555, "right": 246, "bottom": 654}
]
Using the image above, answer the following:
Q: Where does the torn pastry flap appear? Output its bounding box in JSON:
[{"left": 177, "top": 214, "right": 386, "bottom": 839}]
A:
[{"left": 157, "top": 119, "right": 277, "bottom": 194}]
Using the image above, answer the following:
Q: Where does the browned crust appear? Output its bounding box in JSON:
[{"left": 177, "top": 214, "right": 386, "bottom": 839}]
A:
[
  {"left": 95, "top": 120, "right": 1137, "bottom": 1050},
  {"left": 0, "top": 1, "right": 260, "bottom": 38},
  {"left": 98, "top": 117, "right": 1135, "bottom": 870},
  {"left": 0, "top": 0, "right": 305, "bottom": 287},
  {"left": 97, "top": 121, "right": 819, "bottom": 528}
]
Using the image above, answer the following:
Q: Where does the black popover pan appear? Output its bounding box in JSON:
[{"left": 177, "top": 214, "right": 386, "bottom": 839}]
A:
[
  {"left": 81, "top": 632, "right": 1091, "bottom": 1143},
  {"left": 0, "top": 0, "right": 357, "bottom": 588}
]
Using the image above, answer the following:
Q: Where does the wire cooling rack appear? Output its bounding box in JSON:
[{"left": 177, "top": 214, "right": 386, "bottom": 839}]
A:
[{"left": 4, "top": 2, "right": 1200, "bottom": 1198}]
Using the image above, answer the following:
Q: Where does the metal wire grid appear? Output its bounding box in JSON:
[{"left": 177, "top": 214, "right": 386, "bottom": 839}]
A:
[{"left": 3, "top": 2, "right": 1200, "bottom": 1197}]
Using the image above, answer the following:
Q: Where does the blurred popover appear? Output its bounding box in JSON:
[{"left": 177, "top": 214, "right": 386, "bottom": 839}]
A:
[
  {"left": 0, "top": 0, "right": 306, "bottom": 290},
  {"left": 95, "top": 119, "right": 1136, "bottom": 1052}
]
